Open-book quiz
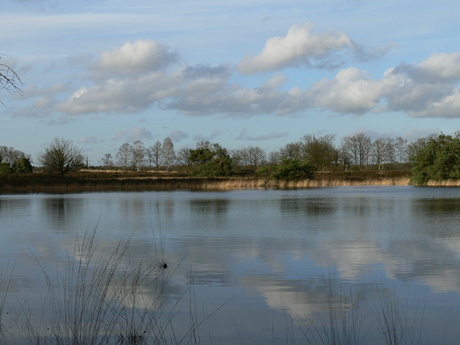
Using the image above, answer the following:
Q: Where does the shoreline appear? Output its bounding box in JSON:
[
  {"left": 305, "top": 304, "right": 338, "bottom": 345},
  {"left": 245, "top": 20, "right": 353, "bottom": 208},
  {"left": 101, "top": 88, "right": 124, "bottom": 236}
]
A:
[
  {"left": 2, "top": 171, "right": 460, "bottom": 194},
  {"left": 0, "top": 176, "right": 414, "bottom": 194}
]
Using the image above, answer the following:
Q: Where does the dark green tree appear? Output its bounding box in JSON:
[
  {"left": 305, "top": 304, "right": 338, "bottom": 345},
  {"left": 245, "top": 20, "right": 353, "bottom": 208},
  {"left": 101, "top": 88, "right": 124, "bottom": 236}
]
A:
[
  {"left": 14, "top": 157, "right": 33, "bottom": 173},
  {"left": 272, "top": 159, "right": 315, "bottom": 181},
  {"left": 189, "top": 142, "right": 233, "bottom": 177},
  {"left": 257, "top": 159, "right": 315, "bottom": 181},
  {"left": 411, "top": 133, "right": 460, "bottom": 184},
  {"left": 0, "top": 163, "right": 12, "bottom": 173},
  {"left": 255, "top": 164, "right": 277, "bottom": 185}
]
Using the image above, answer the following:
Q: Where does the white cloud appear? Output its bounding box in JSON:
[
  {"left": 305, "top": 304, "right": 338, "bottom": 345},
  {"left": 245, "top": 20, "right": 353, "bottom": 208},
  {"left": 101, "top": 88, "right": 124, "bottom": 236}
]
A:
[
  {"left": 126, "top": 127, "right": 154, "bottom": 142},
  {"left": 311, "top": 67, "right": 385, "bottom": 114},
  {"left": 111, "top": 130, "right": 127, "bottom": 141},
  {"left": 192, "top": 130, "right": 224, "bottom": 142},
  {"left": 235, "top": 129, "right": 288, "bottom": 141},
  {"left": 167, "top": 130, "right": 189, "bottom": 142},
  {"left": 238, "top": 22, "right": 354, "bottom": 74},
  {"left": 56, "top": 71, "right": 180, "bottom": 114},
  {"left": 383, "top": 54, "right": 460, "bottom": 116},
  {"left": 258, "top": 74, "right": 287, "bottom": 91},
  {"left": 92, "top": 39, "right": 179, "bottom": 78},
  {"left": 408, "top": 90, "right": 460, "bottom": 118},
  {"left": 33, "top": 96, "right": 54, "bottom": 109},
  {"left": 79, "top": 136, "right": 103, "bottom": 144},
  {"left": 29, "top": 36, "right": 460, "bottom": 121},
  {"left": 110, "top": 127, "right": 153, "bottom": 142},
  {"left": 414, "top": 52, "right": 460, "bottom": 82},
  {"left": 307, "top": 53, "right": 460, "bottom": 117},
  {"left": 21, "top": 83, "right": 70, "bottom": 98}
]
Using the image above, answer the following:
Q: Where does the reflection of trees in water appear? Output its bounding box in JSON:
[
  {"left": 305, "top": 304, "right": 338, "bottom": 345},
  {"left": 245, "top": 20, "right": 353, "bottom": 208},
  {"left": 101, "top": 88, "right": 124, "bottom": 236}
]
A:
[
  {"left": 188, "top": 199, "right": 229, "bottom": 232},
  {"left": 41, "top": 197, "right": 86, "bottom": 232},
  {"left": 0, "top": 198, "right": 31, "bottom": 218},
  {"left": 278, "top": 196, "right": 395, "bottom": 218},
  {"left": 279, "top": 197, "right": 336, "bottom": 216},
  {"left": 415, "top": 198, "right": 460, "bottom": 214},
  {"left": 190, "top": 199, "right": 229, "bottom": 215},
  {"left": 412, "top": 198, "right": 460, "bottom": 238}
]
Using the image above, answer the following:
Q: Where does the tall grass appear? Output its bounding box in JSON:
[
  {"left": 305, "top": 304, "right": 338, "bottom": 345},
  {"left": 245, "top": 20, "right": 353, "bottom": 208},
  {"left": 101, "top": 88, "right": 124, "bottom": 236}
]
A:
[
  {"left": 288, "top": 274, "right": 432, "bottom": 345},
  {"left": 0, "top": 227, "right": 209, "bottom": 345},
  {"left": 296, "top": 275, "right": 368, "bottom": 345},
  {"left": 375, "top": 287, "right": 426, "bottom": 345}
]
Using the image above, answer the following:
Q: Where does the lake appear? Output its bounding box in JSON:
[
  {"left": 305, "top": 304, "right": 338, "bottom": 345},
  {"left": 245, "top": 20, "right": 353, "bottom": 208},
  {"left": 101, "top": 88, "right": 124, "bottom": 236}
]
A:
[{"left": 1, "top": 186, "right": 460, "bottom": 344}]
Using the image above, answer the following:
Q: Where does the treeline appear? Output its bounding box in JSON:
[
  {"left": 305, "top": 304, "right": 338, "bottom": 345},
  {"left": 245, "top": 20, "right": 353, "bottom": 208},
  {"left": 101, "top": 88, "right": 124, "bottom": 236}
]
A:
[
  {"left": 0, "top": 146, "right": 32, "bottom": 173},
  {"left": 100, "top": 132, "right": 460, "bottom": 184},
  {"left": 103, "top": 133, "right": 422, "bottom": 175},
  {"left": 3, "top": 132, "right": 460, "bottom": 185}
]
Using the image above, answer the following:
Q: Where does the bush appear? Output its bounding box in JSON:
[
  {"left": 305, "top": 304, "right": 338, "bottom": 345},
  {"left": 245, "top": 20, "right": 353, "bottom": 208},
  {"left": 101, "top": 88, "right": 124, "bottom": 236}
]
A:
[
  {"left": 0, "top": 162, "right": 12, "bottom": 174},
  {"left": 14, "top": 157, "right": 33, "bottom": 173},
  {"left": 257, "top": 159, "right": 315, "bottom": 181}
]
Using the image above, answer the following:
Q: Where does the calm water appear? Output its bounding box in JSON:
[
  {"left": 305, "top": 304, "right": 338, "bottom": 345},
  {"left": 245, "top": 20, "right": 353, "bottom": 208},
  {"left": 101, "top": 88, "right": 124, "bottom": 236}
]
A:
[{"left": 1, "top": 186, "right": 460, "bottom": 344}]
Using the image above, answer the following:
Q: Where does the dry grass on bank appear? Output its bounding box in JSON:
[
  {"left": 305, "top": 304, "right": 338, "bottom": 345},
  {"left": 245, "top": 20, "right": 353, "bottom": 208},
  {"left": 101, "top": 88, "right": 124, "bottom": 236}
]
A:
[{"left": 3, "top": 169, "right": 460, "bottom": 193}]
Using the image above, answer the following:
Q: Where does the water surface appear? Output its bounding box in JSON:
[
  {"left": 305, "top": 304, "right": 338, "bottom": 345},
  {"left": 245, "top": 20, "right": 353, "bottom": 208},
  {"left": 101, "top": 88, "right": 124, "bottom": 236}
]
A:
[{"left": 1, "top": 186, "right": 460, "bottom": 344}]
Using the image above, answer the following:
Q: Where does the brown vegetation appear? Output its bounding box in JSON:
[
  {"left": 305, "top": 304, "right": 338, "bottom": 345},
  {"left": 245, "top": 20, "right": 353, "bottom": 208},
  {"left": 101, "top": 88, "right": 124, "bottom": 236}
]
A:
[{"left": 0, "top": 169, "right": 415, "bottom": 194}]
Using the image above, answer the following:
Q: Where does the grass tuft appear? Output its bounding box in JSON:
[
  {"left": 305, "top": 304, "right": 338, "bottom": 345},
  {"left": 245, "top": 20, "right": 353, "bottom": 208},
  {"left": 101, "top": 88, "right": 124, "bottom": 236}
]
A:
[{"left": 0, "top": 227, "right": 209, "bottom": 345}]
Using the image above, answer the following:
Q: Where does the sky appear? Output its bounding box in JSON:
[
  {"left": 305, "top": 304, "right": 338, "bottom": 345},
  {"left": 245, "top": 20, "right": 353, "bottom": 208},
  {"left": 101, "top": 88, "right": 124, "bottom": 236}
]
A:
[{"left": 1, "top": 0, "right": 460, "bottom": 165}]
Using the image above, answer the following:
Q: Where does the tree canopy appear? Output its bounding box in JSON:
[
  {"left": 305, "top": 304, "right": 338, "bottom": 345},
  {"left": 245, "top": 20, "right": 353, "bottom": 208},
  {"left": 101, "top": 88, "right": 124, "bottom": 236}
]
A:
[
  {"left": 410, "top": 133, "right": 460, "bottom": 184},
  {"left": 189, "top": 142, "right": 233, "bottom": 177}
]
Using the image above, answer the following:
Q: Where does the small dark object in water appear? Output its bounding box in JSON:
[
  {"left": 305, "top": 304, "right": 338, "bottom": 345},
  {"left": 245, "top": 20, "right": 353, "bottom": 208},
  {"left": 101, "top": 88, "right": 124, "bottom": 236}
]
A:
[{"left": 162, "top": 262, "right": 167, "bottom": 269}]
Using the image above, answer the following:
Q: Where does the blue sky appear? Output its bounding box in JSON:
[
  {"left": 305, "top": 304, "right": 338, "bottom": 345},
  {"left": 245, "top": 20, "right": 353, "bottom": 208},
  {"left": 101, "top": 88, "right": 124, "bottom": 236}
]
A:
[{"left": 2, "top": 0, "right": 460, "bottom": 164}]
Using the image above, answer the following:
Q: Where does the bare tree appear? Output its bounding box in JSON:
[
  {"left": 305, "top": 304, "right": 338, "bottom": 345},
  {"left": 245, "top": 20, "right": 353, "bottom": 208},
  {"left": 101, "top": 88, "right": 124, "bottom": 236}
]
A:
[
  {"left": 238, "top": 146, "right": 266, "bottom": 169},
  {"left": 0, "top": 57, "right": 22, "bottom": 100},
  {"left": 230, "top": 149, "right": 244, "bottom": 167},
  {"left": 279, "top": 142, "right": 302, "bottom": 160},
  {"left": 176, "top": 147, "right": 192, "bottom": 166},
  {"left": 0, "top": 146, "right": 29, "bottom": 164},
  {"left": 342, "top": 133, "right": 372, "bottom": 169},
  {"left": 385, "top": 138, "right": 396, "bottom": 164},
  {"left": 300, "top": 134, "right": 338, "bottom": 170},
  {"left": 267, "top": 151, "right": 281, "bottom": 165},
  {"left": 147, "top": 140, "right": 162, "bottom": 170},
  {"left": 131, "top": 140, "right": 146, "bottom": 171},
  {"left": 99, "top": 153, "right": 114, "bottom": 168},
  {"left": 371, "top": 138, "right": 389, "bottom": 171},
  {"left": 0, "top": 145, "right": 31, "bottom": 173},
  {"left": 116, "top": 143, "right": 132, "bottom": 171},
  {"left": 161, "top": 137, "right": 176, "bottom": 170},
  {"left": 37, "top": 138, "right": 85, "bottom": 176},
  {"left": 394, "top": 137, "right": 408, "bottom": 163}
]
